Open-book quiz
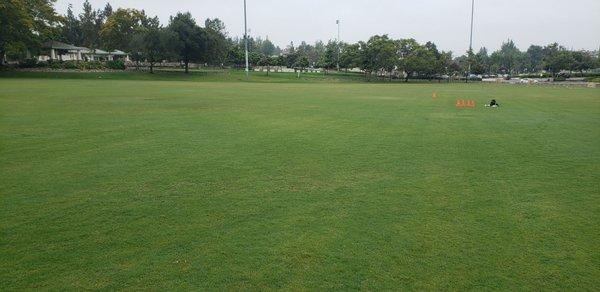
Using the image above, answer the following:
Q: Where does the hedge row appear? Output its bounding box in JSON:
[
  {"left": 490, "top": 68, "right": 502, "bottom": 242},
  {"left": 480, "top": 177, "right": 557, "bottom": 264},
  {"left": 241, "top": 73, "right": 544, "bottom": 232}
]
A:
[{"left": 19, "top": 59, "right": 126, "bottom": 70}]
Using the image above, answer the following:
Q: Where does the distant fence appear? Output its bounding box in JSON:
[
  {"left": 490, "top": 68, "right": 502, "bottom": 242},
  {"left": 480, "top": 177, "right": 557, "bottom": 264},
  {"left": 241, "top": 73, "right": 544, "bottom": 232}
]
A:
[{"left": 126, "top": 61, "right": 207, "bottom": 70}]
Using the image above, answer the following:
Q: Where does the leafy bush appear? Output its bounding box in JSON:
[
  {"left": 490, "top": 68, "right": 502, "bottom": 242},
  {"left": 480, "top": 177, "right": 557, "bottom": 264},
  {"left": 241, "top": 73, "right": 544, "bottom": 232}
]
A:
[
  {"left": 62, "top": 61, "right": 79, "bottom": 69},
  {"left": 19, "top": 58, "right": 39, "bottom": 68},
  {"left": 106, "top": 60, "right": 126, "bottom": 70},
  {"left": 18, "top": 60, "right": 125, "bottom": 70},
  {"left": 49, "top": 61, "right": 63, "bottom": 69},
  {"left": 79, "top": 61, "right": 105, "bottom": 70},
  {"left": 5, "top": 42, "right": 28, "bottom": 60}
]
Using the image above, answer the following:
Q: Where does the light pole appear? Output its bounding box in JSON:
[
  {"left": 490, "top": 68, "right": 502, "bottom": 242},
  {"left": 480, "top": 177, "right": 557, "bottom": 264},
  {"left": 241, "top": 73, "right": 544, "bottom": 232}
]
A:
[
  {"left": 244, "top": 0, "right": 249, "bottom": 77},
  {"left": 467, "top": 0, "right": 474, "bottom": 83},
  {"left": 336, "top": 20, "right": 341, "bottom": 71},
  {"left": 469, "top": 0, "right": 474, "bottom": 54}
]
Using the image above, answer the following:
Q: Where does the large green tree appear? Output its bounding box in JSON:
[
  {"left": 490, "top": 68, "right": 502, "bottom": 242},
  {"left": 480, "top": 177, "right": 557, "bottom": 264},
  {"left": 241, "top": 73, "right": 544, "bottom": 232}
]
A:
[
  {"left": 142, "top": 28, "right": 176, "bottom": 73},
  {"left": 544, "top": 48, "right": 574, "bottom": 76},
  {"left": 396, "top": 38, "right": 422, "bottom": 82},
  {"left": 203, "top": 18, "right": 228, "bottom": 67},
  {"left": 60, "top": 4, "right": 82, "bottom": 45},
  {"left": 437, "top": 51, "right": 455, "bottom": 81},
  {"left": 294, "top": 55, "right": 309, "bottom": 72},
  {"left": 0, "top": 0, "right": 62, "bottom": 63},
  {"left": 128, "top": 15, "right": 176, "bottom": 73},
  {"left": 259, "top": 38, "right": 276, "bottom": 56},
  {"left": 167, "top": 12, "right": 206, "bottom": 73},
  {"left": 79, "top": 0, "right": 103, "bottom": 48},
  {"left": 319, "top": 41, "right": 338, "bottom": 74},
  {"left": 257, "top": 55, "right": 278, "bottom": 76},
  {"left": 204, "top": 18, "right": 226, "bottom": 35},
  {"left": 525, "top": 45, "right": 544, "bottom": 73},
  {"left": 421, "top": 41, "right": 441, "bottom": 79},
  {"left": 491, "top": 40, "right": 525, "bottom": 76},
  {"left": 339, "top": 43, "right": 360, "bottom": 72},
  {"left": 100, "top": 8, "right": 150, "bottom": 52},
  {"left": 472, "top": 48, "right": 490, "bottom": 75},
  {"left": 226, "top": 39, "right": 245, "bottom": 67},
  {"left": 59, "top": 1, "right": 111, "bottom": 48},
  {"left": 571, "top": 51, "right": 595, "bottom": 75},
  {"left": 360, "top": 35, "right": 397, "bottom": 80}
]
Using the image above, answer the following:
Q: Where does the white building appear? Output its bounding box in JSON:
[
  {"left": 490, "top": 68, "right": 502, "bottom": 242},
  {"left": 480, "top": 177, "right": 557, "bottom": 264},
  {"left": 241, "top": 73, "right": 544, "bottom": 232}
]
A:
[{"left": 38, "top": 41, "right": 130, "bottom": 62}]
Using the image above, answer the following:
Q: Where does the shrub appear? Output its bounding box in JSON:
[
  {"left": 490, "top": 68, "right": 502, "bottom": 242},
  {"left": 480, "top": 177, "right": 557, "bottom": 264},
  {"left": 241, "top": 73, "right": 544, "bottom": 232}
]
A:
[
  {"left": 49, "top": 61, "right": 63, "bottom": 69},
  {"left": 77, "top": 61, "right": 105, "bottom": 70},
  {"left": 106, "top": 59, "right": 126, "bottom": 70},
  {"left": 89, "top": 61, "right": 105, "bottom": 70},
  {"left": 62, "top": 61, "right": 79, "bottom": 69},
  {"left": 19, "top": 58, "right": 39, "bottom": 68}
]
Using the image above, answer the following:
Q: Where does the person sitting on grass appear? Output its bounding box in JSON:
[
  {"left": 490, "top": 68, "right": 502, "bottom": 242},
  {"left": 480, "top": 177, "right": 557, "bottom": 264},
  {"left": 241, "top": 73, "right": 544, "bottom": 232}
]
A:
[{"left": 485, "top": 99, "right": 499, "bottom": 108}]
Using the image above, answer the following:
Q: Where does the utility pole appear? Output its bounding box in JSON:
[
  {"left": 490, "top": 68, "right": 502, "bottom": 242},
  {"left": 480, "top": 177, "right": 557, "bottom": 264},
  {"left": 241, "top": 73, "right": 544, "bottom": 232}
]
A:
[
  {"left": 244, "top": 0, "right": 249, "bottom": 77},
  {"left": 467, "top": 0, "right": 475, "bottom": 83},
  {"left": 336, "top": 19, "right": 341, "bottom": 71}
]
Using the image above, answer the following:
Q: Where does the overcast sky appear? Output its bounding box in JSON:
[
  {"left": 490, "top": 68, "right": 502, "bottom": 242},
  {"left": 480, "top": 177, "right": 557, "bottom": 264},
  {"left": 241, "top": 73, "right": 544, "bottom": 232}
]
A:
[{"left": 55, "top": 0, "right": 600, "bottom": 54}]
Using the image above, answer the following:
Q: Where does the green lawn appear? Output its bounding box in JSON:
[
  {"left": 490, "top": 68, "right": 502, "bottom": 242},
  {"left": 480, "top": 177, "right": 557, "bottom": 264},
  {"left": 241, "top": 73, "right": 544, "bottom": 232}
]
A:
[{"left": 1, "top": 75, "right": 599, "bottom": 290}]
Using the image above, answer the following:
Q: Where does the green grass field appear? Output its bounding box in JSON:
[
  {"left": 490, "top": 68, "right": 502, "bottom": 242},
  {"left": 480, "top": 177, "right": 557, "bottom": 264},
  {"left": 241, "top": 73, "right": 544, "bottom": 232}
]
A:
[{"left": 1, "top": 73, "right": 599, "bottom": 290}]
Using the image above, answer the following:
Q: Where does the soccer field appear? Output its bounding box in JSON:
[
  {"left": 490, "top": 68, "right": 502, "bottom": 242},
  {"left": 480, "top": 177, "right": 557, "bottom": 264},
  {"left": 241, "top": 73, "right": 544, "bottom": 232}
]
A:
[{"left": 1, "top": 78, "right": 599, "bottom": 289}]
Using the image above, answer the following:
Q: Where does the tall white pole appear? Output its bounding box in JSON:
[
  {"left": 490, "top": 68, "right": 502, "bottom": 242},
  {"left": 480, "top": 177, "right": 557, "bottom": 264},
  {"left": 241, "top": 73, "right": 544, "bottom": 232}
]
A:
[
  {"left": 337, "top": 19, "right": 340, "bottom": 71},
  {"left": 244, "top": 0, "right": 249, "bottom": 77},
  {"left": 469, "top": 0, "right": 474, "bottom": 53},
  {"left": 467, "top": 0, "right": 474, "bottom": 83}
]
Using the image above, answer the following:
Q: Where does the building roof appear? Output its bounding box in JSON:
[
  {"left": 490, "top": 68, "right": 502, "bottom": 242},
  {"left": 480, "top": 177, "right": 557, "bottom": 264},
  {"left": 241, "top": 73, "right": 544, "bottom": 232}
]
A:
[
  {"left": 82, "top": 49, "right": 128, "bottom": 55},
  {"left": 92, "top": 49, "right": 109, "bottom": 55},
  {"left": 42, "top": 41, "right": 81, "bottom": 50},
  {"left": 42, "top": 41, "right": 128, "bottom": 55}
]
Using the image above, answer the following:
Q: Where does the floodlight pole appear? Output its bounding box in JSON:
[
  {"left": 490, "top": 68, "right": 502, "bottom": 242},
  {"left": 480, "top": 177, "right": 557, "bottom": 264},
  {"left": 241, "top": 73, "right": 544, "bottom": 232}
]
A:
[
  {"left": 336, "top": 19, "right": 340, "bottom": 71},
  {"left": 244, "top": 0, "right": 249, "bottom": 77},
  {"left": 469, "top": 0, "right": 474, "bottom": 54},
  {"left": 467, "top": 0, "right": 474, "bottom": 83}
]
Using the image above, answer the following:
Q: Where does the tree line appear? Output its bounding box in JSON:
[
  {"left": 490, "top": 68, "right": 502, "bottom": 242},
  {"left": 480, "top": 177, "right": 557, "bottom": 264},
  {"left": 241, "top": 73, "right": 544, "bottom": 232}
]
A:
[
  {"left": 459, "top": 40, "right": 599, "bottom": 77},
  {"left": 1, "top": 0, "right": 598, "bottom": 78}
]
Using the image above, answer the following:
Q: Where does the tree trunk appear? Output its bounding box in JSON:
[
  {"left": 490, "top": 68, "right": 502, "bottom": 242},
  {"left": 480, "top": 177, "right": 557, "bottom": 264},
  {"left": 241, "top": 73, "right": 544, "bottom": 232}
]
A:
[
  {"left": 267, "top": 65, "right": 270, "bottom": 76},
  {"left": 150, "top": 62, "right": 154, "bottom": 74},
  {"left": 185, "top": 60, "right": 189, "bottom": 74}
]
